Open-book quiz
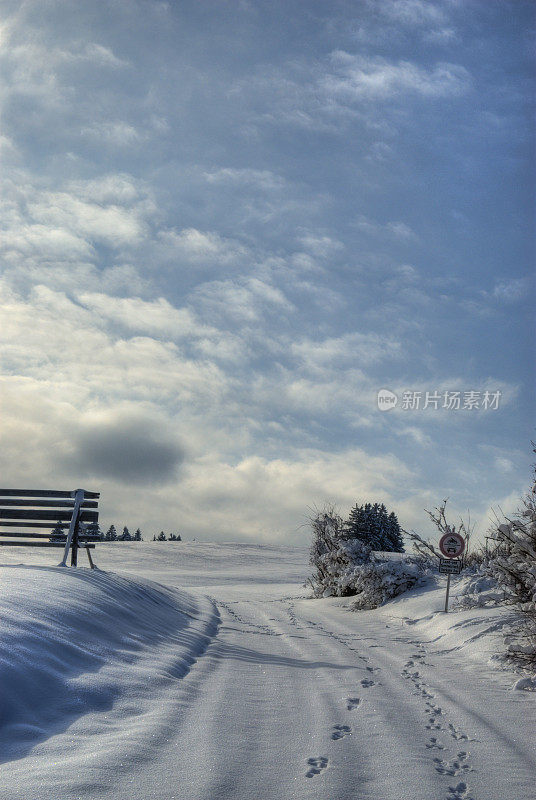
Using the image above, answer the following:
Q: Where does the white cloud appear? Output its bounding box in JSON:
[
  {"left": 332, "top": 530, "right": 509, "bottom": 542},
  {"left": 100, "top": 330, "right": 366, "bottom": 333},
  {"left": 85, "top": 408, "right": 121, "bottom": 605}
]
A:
[
  {"left": 81, "top": 121, "right": 143, "bottom": 146},
  {"left": 80, "top": 43, "right": 129, "bottom": 69},
  {"left": 494, "top": 456, "right": 514, "bottom": 474},
  {"left": 204, "top": 167, "right": 286, "bottom": 191},
  {"left": 192, "top": 276, "right": 294, "bottom": 323},
  {"left": 493, "top": 277, "right": 532, "bottom": 303},
  {"left": 157, "top": 228, "right": 248, "bottom": 266},
  {"left": 76, "top": 292, "right": 214, "bottom": 341},
  {"left": 378, "top": 0, "right": 447, "bottom": 28},
  {"left": 292, "top": 332, "right": 402, "bottom": 372},
  {"left": 323, "top": 53, "right": 470, "bottom": 100},
  {"left": 356, "top": 215, "right": 418, "bottom": 242},
  {"left": 27, "top": 192, "right": 146, "bottom": 246},
  {"left": 297, "top": 234, "right": 344, "bottom": 258}
]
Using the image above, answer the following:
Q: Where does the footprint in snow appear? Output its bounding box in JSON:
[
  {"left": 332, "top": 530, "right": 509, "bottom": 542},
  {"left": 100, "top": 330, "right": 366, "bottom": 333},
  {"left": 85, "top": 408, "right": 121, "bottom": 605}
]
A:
[
  {"left": 425, "top": 737, "right": 444, "bottom": 750},
  {"left": 447, "top": 723, "right": 469, "bottom": 741},
  {"left": 360, "top": 679, "right": 375, "bottom": 688},
  {"left": 306, "top": 756, "right": 328, "bottom": 778},
  {"left": 433, "top": 751, "right": 471, "bottom": 777},
  {"left": 346, "top": 697, "right": 360, "bottom": 710},
  {"left": 446, "top": 781, "right": 474, "bottom": 800},
  {"left": 331, "top": 724, "right": 352, "bottom": 740}
]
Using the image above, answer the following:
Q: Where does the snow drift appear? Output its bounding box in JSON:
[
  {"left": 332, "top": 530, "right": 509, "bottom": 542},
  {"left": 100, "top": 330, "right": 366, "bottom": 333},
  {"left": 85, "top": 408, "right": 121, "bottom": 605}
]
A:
[{"left": 0, "top": 565, "right": 218, "bottom": 764}]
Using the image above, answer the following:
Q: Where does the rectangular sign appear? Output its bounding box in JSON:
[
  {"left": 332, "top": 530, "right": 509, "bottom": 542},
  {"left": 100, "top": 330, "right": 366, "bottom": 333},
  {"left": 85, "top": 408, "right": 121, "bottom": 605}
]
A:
[{"left": 438, "top": 558, "right": 462, "bottom": 574}]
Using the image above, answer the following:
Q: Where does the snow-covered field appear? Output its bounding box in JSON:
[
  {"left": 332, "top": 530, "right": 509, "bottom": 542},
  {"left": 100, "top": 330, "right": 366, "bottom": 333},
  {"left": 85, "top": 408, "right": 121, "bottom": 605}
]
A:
[{"left": 0, "top": 542, "right": 534, "bottom": 800}]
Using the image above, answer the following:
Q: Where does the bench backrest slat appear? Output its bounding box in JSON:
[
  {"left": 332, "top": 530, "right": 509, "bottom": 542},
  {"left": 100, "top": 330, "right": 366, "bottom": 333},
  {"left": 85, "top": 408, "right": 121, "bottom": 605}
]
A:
[
  {"left": 0, "top": 489, "right": 100, "bottom": 499},
  {"left": 0, "top": 499, "right": 98, "bottom": 508},
  {"left": 0, "top": 509, "right": 98, "bottom": 522},
  {"left": 0, "top": 489, "right": 100, "bottom": 500}
]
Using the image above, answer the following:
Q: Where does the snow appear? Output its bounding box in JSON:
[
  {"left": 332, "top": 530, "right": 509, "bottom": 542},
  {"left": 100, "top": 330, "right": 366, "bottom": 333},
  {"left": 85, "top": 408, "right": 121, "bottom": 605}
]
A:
[{"left": 0, "top": 542, "right": 535, "bottom": 800}]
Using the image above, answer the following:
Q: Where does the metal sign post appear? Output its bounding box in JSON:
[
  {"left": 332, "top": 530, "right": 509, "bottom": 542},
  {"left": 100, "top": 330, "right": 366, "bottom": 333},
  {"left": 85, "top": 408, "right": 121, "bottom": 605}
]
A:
[
  {"left": 444, "top": 573, "right": 452, "bottom": 613},
  {"left": 438, "top": 533, "right": 465, "bottom": 613}
]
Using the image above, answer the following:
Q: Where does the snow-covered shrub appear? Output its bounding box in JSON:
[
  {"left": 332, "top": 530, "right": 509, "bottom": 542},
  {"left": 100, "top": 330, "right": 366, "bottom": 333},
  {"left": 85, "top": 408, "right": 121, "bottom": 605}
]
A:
[
  {"left": 485, "top": 448, "right": 536, "bottom": 664},
  {"left": 487, "top": 499, "right": 536, "bottom": 664},
  {"left": 308, "top": 506, "right": 429, "bottom": 606},
  {"left": 309, "top": 507, "right": 371, "bottom": 597},
  {"left": 489, "top": 515, "right": 536, "bottom": 610},
  {"left": 349, "top": 556, "right": 429, "bottom": 610}
]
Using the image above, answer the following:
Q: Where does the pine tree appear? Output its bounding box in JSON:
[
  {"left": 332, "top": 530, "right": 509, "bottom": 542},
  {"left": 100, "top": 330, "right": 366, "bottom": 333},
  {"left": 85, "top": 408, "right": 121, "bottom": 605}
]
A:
[
  {"left": 49, "top": 520, "right": 66, "bottom": 542},
  {"left": 85, "top": 521, "right": 103, "bottom": 541},
  {"left": 120, "top": 526, "right": 132, "bottom": 541},
  {"left": 345, "top": 502, "right": 404, "bottom": 552},
  {"left": 385, "top": 511, "right": 404, "bottom": 552},
  {"left": 133, "top": 528, "right": 142, "bottom": 541},
  {"left": 168, "top": 533, "right": 182, "bottom": 541},
  {"left": 105, "top": 524, "right": 118, "bottom": 541},
  {"left": 157, "top": 531, "right": 167, "bottom": 541}
]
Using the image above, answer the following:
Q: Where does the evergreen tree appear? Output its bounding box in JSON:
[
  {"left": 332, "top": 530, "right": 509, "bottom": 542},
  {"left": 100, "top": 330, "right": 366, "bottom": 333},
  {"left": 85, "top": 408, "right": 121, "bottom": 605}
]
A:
[
  {"left": 157, "top": 531, "right": 167, "bottom": 541},
  {"left": 120, "top": 526, "right": 132, "bottom": 541},
  {"left": 345, "top": 502, "right": 404, "bottom": 552},
  {"left": 133, "top": 528, "right": 143, "bottom": 541},
  {"left": 168, "top": 533, "right": 182, "bottom": 541},
  {"left": 385, "top": 511, "right": 404, "bottom": 552},
  {"left": 105, "top": 524, "right": 118, "bottom": 541},
  {"left": 85, "top": 521, "right": 103, "bottom": 541},
  {"left": 49, "top": 520, "right": 66, "bottom": 542}
]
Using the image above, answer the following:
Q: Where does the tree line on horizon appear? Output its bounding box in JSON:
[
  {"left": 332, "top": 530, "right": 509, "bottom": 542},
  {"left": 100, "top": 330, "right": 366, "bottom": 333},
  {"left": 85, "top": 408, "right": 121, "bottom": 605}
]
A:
[{"left": 49, "top": 522, "right": 182, "bottom": 543}]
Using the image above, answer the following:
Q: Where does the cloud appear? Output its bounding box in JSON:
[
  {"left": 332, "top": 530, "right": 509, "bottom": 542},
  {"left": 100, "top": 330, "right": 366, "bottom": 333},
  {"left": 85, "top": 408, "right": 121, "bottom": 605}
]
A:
[
  {"left": 493, "top": 277, "right": 532, "bottom": 304},
  {"left": 323, "top": 53, "right": 470, "bottom": 100},
  {"left": 156, "top": 228, "right": 248, "bottom": 268},
  {"left": 204, "top": 167, "right": 286, "bottom": 191},
  {"left": 378, "top": 0, "right": 447, "bottom": 28},
  {"left": 191, "top": 276, "right": 294, "bottom": 323},
  {"left": 81, "top": 121, "right": 143, "bottom": 146},
  {"left": 356, "top": 215, "right": 419, "bottom": 242},
  {"left": 0, "top": 172, "right": 154, "bottom": 285},
  {"left": 172, "top": 447, "right": 416, "bottom": 541},
  {"left": 76, "top": 292, "right": 214, "bottom": 340},
  {"left": 232, "top": 51, "right": 470, "bottom": 134},
  {"left": 59, "top": 408, "right": 185, "bottom": 485},
  {"left": 292, "top": 332, "right": 402, "bottom": 372}
]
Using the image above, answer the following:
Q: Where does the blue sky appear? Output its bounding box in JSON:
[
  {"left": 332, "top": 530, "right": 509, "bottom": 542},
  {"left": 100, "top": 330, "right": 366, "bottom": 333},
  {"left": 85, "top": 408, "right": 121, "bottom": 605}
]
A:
[{"left": 1, "top": 0, "right": 534, "bottom": 544}]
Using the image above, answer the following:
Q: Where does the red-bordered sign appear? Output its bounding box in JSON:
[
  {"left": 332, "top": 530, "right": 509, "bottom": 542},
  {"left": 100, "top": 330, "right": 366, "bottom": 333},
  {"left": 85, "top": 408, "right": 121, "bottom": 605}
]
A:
[{"left": 439, "top": 532, "right": 465, "bottom": 558}]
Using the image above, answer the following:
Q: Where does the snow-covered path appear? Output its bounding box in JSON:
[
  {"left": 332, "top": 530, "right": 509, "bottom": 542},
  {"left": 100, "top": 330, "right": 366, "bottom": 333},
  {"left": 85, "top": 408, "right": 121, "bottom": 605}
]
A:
[
  {"left": 121, "top": 595, "right": 533, "bottom": 800},
  {"left": 1, "top": 543, "right": 534, "bottom": 800}
]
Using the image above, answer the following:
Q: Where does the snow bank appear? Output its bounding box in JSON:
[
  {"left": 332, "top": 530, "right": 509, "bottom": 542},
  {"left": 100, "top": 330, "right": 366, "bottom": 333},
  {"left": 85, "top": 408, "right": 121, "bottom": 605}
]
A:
[
  {"left": 376, "top": 574, "right": 531, "bottom": 677},
  {"left": 0, "top": 564, "right": 218, "bottom": 764}
]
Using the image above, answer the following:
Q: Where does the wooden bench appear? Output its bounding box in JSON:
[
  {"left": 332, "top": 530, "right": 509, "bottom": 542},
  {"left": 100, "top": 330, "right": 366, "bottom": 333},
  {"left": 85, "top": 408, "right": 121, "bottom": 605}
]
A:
[{"left": 0, "top": 489, "right": 100, "bottom": 568}]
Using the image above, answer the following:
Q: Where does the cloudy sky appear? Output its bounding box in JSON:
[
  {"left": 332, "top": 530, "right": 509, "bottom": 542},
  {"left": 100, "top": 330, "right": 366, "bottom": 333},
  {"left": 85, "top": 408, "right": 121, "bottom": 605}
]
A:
[{"left": 1, "top": 0, "right": 534, "bottom": 545}]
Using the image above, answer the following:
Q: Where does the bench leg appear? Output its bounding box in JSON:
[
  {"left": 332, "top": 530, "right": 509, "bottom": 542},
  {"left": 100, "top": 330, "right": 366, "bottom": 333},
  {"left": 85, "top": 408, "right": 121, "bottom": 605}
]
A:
[{"left": 86, "top": 548, "right": 97, "bottom": 569}]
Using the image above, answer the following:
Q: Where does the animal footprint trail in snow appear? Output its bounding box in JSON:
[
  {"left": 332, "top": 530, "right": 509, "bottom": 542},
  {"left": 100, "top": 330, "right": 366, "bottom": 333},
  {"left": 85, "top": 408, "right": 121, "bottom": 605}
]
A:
[
  {"left": 331, "top": 724, "right": 351, "bottom": 740},
  {"left": 346, "top": 697, "right": 360, "bottom": 710},
  {"left": 305, "top": 756, "right": 328, "bottom": 778},
  {"left": 360, "top": 679, "right": 375, "bottom": 688}
]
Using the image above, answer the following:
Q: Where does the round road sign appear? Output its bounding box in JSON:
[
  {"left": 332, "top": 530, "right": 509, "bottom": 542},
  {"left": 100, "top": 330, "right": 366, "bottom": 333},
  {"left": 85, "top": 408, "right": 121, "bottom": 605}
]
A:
[{"left": 439, "top": 532, "right": 465, "bottom": 558}]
